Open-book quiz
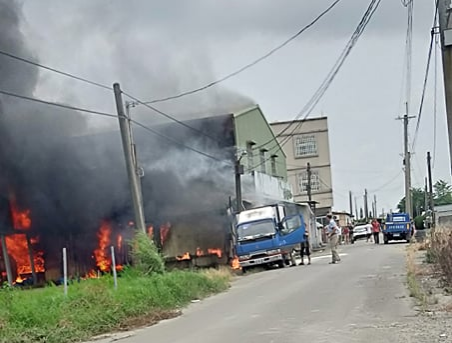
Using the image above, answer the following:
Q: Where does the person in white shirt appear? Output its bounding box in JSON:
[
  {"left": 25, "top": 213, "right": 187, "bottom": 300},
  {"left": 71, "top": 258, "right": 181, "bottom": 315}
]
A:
[
  {"left": 366, "top": 223, "right": 373, "bottom": 243},
  {"left": 325, "top": 214, "right": 341, "bottom": 264}
]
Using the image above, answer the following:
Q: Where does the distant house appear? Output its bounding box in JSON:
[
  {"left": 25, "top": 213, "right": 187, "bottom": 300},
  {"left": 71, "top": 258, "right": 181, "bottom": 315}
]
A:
[{"left": 270, "top": 117, "right": 333, "bottom": 219}]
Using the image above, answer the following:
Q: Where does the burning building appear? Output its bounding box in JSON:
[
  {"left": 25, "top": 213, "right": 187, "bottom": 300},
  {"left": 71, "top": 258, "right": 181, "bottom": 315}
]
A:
[{"left": 0, "top": 0, "right": 292, "bottom": 283}]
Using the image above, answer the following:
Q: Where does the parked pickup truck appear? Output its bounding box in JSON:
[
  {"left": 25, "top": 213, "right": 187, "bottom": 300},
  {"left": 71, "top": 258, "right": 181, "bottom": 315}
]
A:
[
  {"left": 351, "top": 224, "right": 370, "bottom": 243},
  {"left": 383, "top": 213, "right": 413, "bottom": 244}
]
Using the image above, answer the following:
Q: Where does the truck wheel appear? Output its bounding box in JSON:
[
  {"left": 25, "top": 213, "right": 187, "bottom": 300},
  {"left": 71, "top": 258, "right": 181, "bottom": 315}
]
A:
[
  {"left": 351, "top": 238, "right": 355, "bottom": 244},
  {"left": 277, "top": 259, "right": 286, "bottom": 269},
  {"left": 384, "top": 236, "right": 389, "bottom": 244}
]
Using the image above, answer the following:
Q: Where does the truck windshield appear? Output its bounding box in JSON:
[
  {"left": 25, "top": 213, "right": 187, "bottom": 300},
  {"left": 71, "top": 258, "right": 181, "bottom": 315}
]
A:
[{"left": 237, "top": 220, "right": 275, "bottom": 241}]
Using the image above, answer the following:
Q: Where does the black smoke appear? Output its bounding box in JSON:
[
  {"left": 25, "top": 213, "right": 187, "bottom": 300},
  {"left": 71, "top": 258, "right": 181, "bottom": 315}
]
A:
[{"left": 0, "top": 0, "right": 244, "bottom": 277}]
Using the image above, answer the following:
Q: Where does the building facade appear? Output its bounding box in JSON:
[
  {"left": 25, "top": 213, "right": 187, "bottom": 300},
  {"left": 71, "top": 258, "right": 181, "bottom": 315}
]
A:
[
  {"left": 233, "top": 105, "right": 292, "bottom": 206},
  {"left": 270, "top": 117, "right": 333, "bottom": 217}
]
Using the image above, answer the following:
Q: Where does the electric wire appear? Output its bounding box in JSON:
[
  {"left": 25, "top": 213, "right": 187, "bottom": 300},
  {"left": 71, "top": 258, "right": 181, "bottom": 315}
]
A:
[
  {"left": 0, "top": 89, "right": 116, "bottom": 118},
  {"left": 0, "top": 89, "right": 224, "bottom": 163},
  {"left": 411, "top": 2, "right": 439, "bottom": 151},
  {"left": 254, "top": 0, "right": 382, "bottom": 154},
  {"left": 121, "top": 91, "right": 223, "bottom": 144},
  {"left": 248, "top": 0, "right": 382, "bottom": 172},
  {"left": 144, "top": 0, "right": 344, "bottom": 104},
  {"left": 0, "top": 49, "right": 112, "bottom": 91}
]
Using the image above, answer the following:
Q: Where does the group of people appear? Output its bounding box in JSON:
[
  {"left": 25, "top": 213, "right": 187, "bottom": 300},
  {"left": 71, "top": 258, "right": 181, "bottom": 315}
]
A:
[{"left": 298, "top": 216, "right": 383, "bottom": 266}]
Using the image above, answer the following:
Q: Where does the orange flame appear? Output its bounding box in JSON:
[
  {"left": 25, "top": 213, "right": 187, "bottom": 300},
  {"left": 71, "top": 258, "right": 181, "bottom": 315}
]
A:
[
  {"left": 147, "top": 225, "right": 154, "bottom": 238},
  {"left": 9, "top": 196, "right": 31, "bottom": 230},
  {"left": 93, "top": 221, "right": 112, "bottom": 272},
  {"left": 117, "top": 235, "right": 123, "bottom": 250},
  {"left": 231, "top": 256, "right": 241, "bottom": 270},
  {"left": 176, "top": 252, "right": 191, "bottom": 261},
  {"left": 5, "top": 200, "right": 45, "bottom": 281},
  {"left": 207, "top": 248, "right": 223, "bottom": 258},
  {"left": 160, "top": 222, "right": 171, "bottom": 245}
]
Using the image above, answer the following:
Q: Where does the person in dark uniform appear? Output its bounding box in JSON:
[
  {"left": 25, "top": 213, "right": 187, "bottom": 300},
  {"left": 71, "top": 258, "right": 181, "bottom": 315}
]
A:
[{"left": 300, "top": 225, "right": 311, "bottom": 265}]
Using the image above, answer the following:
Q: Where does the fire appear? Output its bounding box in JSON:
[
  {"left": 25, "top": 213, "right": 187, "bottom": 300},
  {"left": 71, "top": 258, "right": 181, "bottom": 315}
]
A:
[
  {"left": 5, "top": 199, "right": 45, "bottom": 282},
  {"left": 93, "top": 221, "right": 112, "bottom": 272},
  {"left": 9, "top": 196, "right": 31, "bottom": 230},
  {"left": 117, "top": 235, "right": 123, "bottom": 250},
  {"left": 176, "top": 252, "right": 191, "bottom": 261},
  {"left": 207, "top": 248, "right": 222, "bottom": 258},
  {"left": 196, "top": 247, "right": 204, "bottom": 257},
  {"left": 231, "top": 256, "right": 241, "bottom": 270},
  {"left": 160, "top": 222, "right": 171, "bottom": 245}
]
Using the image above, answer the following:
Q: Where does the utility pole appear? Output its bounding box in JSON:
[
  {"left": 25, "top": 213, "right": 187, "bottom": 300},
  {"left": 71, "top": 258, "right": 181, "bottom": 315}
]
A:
[
  {"left": 373, "top": 195, "right": 377, "bottom": 219},
  {"left": 437, "top": 1, "right": 452, "bottom": 172},
  {"left": 307, "top": 162, "right": 312, "bottom": 203},
  {"left": 349, "top": 191, "right": 353, "bottom": 218},
  {"left": 113, "top": 83, "right": 146, "bottom": 233},
  {"left": 424, "top": 177, "right": 429, "bottom": 213},
  {"left": 364, "top": 189, "right": 369, "bottom": 221},
  {"left": 235, "top": 159, "right": 244, "bottom": 213},
  {"left": 0, "top": 235, "right": 13, "bottom": 286},
  {"left": 427, "top": 151, "right": 435, "bottom": 226},
  {"left": 354, "top": 197, "right": 358, "bottom": 220},
  {"left": 397, "top": 111, "right": 415, "bottom": 218}
]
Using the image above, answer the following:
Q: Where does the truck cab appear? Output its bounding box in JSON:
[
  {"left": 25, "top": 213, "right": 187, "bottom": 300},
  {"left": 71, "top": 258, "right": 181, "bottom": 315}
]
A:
[
  {"left": 235, "top": 203, "right": 306, "bottom": 270},
  {"left": 383, "top": 212, "right": 413, "bottom": 244}
]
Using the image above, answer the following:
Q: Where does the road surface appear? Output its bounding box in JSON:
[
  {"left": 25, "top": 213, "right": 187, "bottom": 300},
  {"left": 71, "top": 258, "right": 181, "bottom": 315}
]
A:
[{"left": 95, "top": 242, "right": 422, "bottom": 343}]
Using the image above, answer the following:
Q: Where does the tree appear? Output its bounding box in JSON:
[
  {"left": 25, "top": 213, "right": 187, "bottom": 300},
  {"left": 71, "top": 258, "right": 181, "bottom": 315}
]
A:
[
  {"left": 434, "top": 180, "right": 452, "bottom": 206},
  {"left": 397, "top": 187, "right": 426, "bottom": 217}
]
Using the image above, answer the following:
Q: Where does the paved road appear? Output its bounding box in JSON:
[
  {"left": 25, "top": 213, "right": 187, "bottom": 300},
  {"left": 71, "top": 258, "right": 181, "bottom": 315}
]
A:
[{"left": 97, "top": 242, "right": 419, "bottom": 343}]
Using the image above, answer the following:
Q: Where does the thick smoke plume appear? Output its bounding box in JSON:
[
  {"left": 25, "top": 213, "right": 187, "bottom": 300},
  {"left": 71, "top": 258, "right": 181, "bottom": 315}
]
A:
[{"left": 0, "top": 0, "right": 253, "bottom": 274}]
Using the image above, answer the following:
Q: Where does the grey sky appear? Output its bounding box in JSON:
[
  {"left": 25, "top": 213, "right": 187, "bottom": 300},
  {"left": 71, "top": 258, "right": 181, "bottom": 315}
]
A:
[{"left": 17, "top": 0, "right": 447, "bottom": 212}]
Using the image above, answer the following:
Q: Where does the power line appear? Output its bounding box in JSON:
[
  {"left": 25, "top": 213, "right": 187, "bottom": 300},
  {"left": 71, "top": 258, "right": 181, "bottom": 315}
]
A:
[
  {"left": 0, "top": 88, "right": 225, "bottom": 163},
  {"left": 367, "top": 170, "right": 403, "bottom": 193},
  {"left": 254, "top": 0, "right": 382, "bottom": 154},
  {"left": 0, "top": 89, "right": 116, "bottom": 118},
  {"left": 0, "top": 49, "right": 112, "bottom": 91},
  {"left": 433, "top": 32, "right": 439, "bottom": 169},
  {"left": 248, "top": 0, "right": 382, "bottom": 171},
  {"left": 121, "top": 91, "right": 222, "bottom": 144},
  {"left": 411, "top": 3, "right": 439, "bottom": 150},
  {"left": 130, "top": 118, "right": 224, "bottom": 163},
  {"left": 143, "top": 0, "right": 343, "bottom": 105}
]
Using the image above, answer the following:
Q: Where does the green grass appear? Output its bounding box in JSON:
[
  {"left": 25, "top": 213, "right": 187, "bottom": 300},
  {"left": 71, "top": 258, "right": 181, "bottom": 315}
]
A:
[{"left": 0, "top": 269, "right": 230, "bottom": 343}]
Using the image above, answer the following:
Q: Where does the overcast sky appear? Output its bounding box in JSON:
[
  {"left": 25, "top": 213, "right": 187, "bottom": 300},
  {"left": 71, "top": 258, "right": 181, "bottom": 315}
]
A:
[{"left": 17, "top": 0, "right": 448, "bottom": 213}]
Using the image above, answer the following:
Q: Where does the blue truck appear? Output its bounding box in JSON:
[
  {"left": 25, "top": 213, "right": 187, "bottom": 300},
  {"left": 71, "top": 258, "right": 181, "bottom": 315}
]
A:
[
  {"left": 383, "top": 212, "right": 413, "bottom": 244},
  {"left": 235, "top": 202, "right": 306, "bottom": 271}
]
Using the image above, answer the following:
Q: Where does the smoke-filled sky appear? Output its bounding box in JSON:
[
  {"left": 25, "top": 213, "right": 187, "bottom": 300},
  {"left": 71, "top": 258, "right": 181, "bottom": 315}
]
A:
[{"left": 7, "top": 0, "right": 449, "bottom": 212}]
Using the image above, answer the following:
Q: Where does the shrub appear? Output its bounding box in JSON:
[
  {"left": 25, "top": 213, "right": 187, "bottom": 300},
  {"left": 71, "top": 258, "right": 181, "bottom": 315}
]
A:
[{"left": 129, "top": 230, "right": 165, "bottom": 275}]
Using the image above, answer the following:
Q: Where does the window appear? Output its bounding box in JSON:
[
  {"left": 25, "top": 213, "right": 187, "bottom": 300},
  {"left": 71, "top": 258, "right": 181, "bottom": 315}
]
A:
[
  {"left": 270, "top": 154, "right": 277, "bottom": 176},
  {"left": 281, "top": 215, "right": 302, "bottom": 235},
  {"left": 294, "top": 135, "right": 317, "bottom": 157},
  {"left": 298, "top": 170, "right": 321, "bottom": 193},
  {"left": 259, "top": 149, "right": 267, "bottom": 174}
]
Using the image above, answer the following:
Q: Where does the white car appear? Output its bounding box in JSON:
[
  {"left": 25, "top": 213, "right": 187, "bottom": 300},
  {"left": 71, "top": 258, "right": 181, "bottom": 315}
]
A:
[{"left": 351, "top": 224, "right": 369, "bottom": 243}]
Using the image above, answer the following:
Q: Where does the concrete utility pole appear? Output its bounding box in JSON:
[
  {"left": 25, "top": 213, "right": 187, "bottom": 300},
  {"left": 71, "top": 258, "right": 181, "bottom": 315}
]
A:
[
  {"left": 437, "top": 1, "right": 452, "bottom": 172},
  {"left": 307, "top": 162, "right": 312, "bottom": 203},
  {"left": 354, "top": 197, "right": 359, "bottom": 220},
  {"left": 397, "top": 111, "right": 415, "bottom": 218},
  {"left": 364, "top": 189, "right": 369, "bottom": 221},
  {"left": 373, "top": 195, "right": 377, "bottom": 219},
  {"left": 349, "top": 191, "right": 353, "bottom": 217},
  {"left": 427, "top": 151, "right": 435, "bottom": 226},
  {"left": 113, "top": 83, "right": 146, "bottom": 233},
  {"left": 235, "top": 159, "right": 244, "bottom": 213},
  {"left": 424, "top": 177, "right": 429, "bottom": 212}
]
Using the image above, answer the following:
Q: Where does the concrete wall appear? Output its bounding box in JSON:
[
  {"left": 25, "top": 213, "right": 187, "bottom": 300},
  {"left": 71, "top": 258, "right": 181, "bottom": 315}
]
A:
[
  {"left": 271, "top": 117, "right": 333, "bottom": 214},
  {"left": 234, "top": 106, "right": 287, "bottom": 180}
]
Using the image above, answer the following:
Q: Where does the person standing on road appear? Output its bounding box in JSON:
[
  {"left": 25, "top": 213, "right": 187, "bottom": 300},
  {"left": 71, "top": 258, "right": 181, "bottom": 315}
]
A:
[
  {"left": 326, "top": 214, "right": 341, "bottom": 264},
  {"left": 300, "top": 227, "right": 311, "bottom": 265},
  {"left": 371, "top": 219, "right": 380, "bottom": 244},
  {"left": 366, "top": 223, "right": 373, "bottom": 243},
  {"left": 343, "top": 225, "right": 350, "bottom": 244}
]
